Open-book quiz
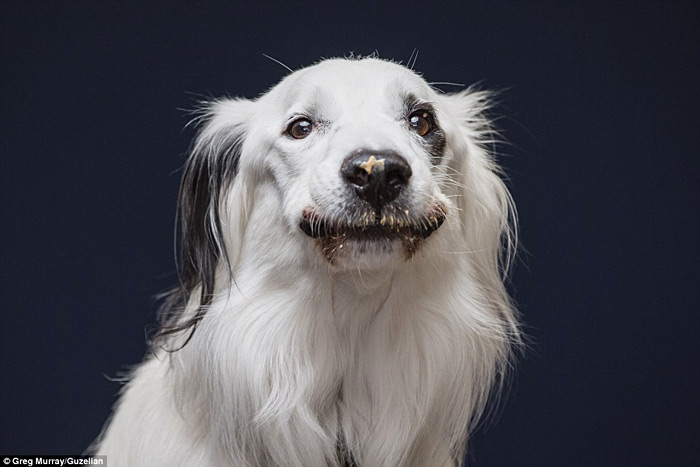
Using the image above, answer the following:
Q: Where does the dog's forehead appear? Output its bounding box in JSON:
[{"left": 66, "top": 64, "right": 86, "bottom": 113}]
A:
[{"left": 266, "top": 59, "right": 434, "bottom": 113}]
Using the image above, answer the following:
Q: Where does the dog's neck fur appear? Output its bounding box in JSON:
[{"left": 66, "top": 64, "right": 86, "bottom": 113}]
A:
[
  {"left": 163, "top": 183, "right": 505, "bottom": 466},
  {"left": 170, "top": 239, "right": 492, "bottom": 466}
]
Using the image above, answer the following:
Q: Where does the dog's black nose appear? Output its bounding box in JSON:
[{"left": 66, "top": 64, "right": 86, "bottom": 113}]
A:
[{"left": 341, "top": 151, "right": 412, "bottom": 207}]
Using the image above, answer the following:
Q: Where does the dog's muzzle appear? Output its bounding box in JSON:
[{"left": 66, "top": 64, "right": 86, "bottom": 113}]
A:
[{"left": 299, "top": 150, "right": 447, "bottom": 261}]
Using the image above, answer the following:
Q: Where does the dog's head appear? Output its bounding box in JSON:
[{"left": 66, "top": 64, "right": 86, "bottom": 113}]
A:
[
  {"left": 267, "top": 58, "right": 457, "bottom": 265},
  {"left": 162, "top": 57, "right": 514, "bottom": 338}
]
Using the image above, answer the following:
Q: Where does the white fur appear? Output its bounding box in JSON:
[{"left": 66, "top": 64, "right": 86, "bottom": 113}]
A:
[{"left": 94, "top": 58, "right": 519, "bottom": 467}]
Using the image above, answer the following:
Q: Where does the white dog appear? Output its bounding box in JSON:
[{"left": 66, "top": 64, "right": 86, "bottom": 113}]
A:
[{"left": 94, "top": 57, "right": 520, "bottom": 467}]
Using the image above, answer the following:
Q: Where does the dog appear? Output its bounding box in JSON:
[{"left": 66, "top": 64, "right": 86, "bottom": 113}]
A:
[{"left": 94, "top": 57, "right": 520, "bottom": 467}]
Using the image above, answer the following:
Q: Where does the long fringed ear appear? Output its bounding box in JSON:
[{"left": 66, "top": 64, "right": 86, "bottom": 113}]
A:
[
  {"left": 441, "top": 88, "right": 520, "bottom": 339},
  {"left": 154, "top": 98, "right": 255, "bottom": 350},
  {"left": 439, "top": 90, "right": 522, "bottom": 449}
]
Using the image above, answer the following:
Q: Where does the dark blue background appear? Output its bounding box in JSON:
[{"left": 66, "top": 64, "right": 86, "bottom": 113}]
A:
[{"left": 2, "top": 2, "right": 698, "bottom": 465}]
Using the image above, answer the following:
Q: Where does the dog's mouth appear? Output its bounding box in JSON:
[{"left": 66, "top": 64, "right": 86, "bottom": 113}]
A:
[{"left": 299, "top": 203, "right": 447, "bottom": 262}]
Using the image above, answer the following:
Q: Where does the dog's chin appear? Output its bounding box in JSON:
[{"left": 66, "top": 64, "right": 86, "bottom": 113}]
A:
[{"left": 299, "top": 204, "right": 447, "bottom": 265}]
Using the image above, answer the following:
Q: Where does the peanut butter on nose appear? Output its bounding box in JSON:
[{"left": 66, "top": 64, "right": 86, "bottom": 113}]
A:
[{"left": 359, "top": 155, "right": 385, "bottom": 175}]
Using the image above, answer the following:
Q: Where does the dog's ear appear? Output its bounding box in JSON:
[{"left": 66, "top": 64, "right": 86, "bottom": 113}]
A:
[
  {"left": 441, "top": 89, "right": 519, "bottom": 331},
  {"left": 155, "top": 98, "right": 256, "bottom": 348}
]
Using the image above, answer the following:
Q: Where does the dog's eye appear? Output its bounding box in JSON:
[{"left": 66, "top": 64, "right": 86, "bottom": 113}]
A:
[
  {"left": 408, "top": 110, "right": 434, "bottom": 137},
  {"left": 287, "top": 118, "right": 313, "bottom": 139}
]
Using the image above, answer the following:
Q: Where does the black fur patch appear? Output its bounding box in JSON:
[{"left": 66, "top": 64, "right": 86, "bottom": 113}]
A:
[{"left": 154, "top": 121, "right": 245, "bottom": 349}]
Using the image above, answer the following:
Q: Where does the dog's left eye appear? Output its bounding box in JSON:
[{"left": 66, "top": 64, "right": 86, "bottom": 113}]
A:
[
  {"left": 408, "top": 110, "right": 434, "bottom": 137},
  {"left": 287, "top": 118, "right": 313, "bottom": 139}
]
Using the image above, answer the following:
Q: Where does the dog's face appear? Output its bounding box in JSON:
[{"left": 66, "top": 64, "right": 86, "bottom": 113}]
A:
[
  {"left": 244, "top": 59, "right": 458, "bottom": 268},
  {"left": 179, "top": 57, "right": 505, "bottom": 288}
]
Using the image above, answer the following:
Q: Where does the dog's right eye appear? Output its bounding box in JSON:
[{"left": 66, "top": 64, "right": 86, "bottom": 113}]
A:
[{"left": 287, "top": 118, "right": 313, "bottom": 139}]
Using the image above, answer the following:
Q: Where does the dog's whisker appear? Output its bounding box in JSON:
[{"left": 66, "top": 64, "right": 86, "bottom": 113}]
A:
[{"left": 261, "top": 53, "right": 294, "bottom": 74}]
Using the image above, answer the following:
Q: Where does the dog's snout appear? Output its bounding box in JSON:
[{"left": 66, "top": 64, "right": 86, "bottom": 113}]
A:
[{"left": 341, "top": 150, "right": 412, "bottom": 207}]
